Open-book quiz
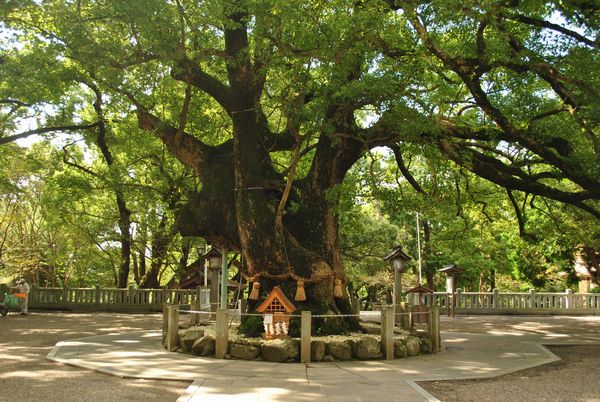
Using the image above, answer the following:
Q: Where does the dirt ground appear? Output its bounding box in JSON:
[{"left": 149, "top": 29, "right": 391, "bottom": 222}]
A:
[
  {"left": 0, "top": 312, "right": 189, "bottom": 402},
  {"left": 421, "top": 315, "right": 600, "bottom": 402},
  {"left": 422, "top": 344, "right": 600, "bottom": 402},
  {"left": 1, "top": 312, "right": 598, "bottom": 402}
]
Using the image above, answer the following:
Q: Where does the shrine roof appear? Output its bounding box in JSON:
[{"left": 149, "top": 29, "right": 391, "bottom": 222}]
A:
[{"left": 256, "top": 286, "right": 296, "bottom": 313}]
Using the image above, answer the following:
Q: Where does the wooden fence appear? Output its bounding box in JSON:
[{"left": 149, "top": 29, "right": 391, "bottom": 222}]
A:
[
  {"left": 27, "top": 285, "right": 210, "bottom": 312},
  {"left": 19, "top": 285, "right": 600, "bottom": 315},
  {"left": 422, "top": 289, "right": 600, "bottom": 315}
]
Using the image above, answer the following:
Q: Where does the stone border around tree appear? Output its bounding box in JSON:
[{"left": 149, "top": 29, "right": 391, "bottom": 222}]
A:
[{"left": 169, "top": 325, "right": 434, "bottom": 363}]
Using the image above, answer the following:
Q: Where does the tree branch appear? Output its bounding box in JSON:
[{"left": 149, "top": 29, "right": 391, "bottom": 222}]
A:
[
  {"left": 171, "top": 56, "right": 232, "bottom": 116},
  {"left": 0, "top": 122, "right": 101, "bottom": 145},
  {"left": 390, "top": 144, "right": 426, "bottom": 194},
  {"left": 135, "top": 108, "right": 210, "bottom": 176},
  {"left": 506, "top": 14, "right": 598, "bottom": 49},
  {"left": 506, "top": 189, "right": 526, "bottom": 237}
]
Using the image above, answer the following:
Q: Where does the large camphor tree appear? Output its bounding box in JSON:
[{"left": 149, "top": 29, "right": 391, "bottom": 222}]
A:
[{"left": 2, "top": 0, "right": 598, "bottom": 330}]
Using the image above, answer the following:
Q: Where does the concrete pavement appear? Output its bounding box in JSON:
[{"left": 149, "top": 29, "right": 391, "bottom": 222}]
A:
[{"left": 46, "top": 316, "right": 600, "bottom": 401}]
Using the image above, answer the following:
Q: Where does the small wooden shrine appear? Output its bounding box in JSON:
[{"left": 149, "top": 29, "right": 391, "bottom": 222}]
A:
[
  {"left": 438, "top": 264, "right": 463, "bottom": 294},
  {"left": 255, "top": 286, "right": 296, "bottom": 339},
  {"left": 406, "top": 284, "right": 433, "bottom": 325}
]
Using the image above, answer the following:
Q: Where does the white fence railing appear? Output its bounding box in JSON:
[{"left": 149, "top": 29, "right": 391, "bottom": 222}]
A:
[
  {"left": 27, "top": 285, "right": 210, "bottom": 312},
  {"left": 421, "top": 289, "right": 600, "bottom": 314}
]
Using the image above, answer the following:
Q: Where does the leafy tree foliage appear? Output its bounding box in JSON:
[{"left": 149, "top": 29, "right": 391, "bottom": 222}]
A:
[{"left": 1, "top": 1, "right": 598, "bottom": 325}]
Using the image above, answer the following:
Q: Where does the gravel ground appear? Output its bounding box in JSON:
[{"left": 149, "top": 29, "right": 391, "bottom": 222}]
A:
[
  {"left": 1, "top": 312, "right": 598, "bottom": 402},
  {"left": 0, "top": 312, "right": 189, "bottom": 402},
  {"left": 422, "top": 344, "right": 600, "bottom": 402},
  {"left": 420, "top": 315, "right": 600, "bottom": 402}
]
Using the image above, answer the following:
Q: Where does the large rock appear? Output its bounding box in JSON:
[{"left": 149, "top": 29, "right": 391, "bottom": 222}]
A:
[
  {"left": 352, "top": 336, "right": 383, "bottom": 360},
  {"left": 311, "top": 340, "right": 325, "bottom": 362},
  {"left": 393, "top": 341, "right": 408, "bottom": 358},
  {"left": 192, "top": 334, "right": 216, "bottom": 356},
  {"left": 180, "top": 328, "right": 205, "bottom": 353},
  {"left": 420, "top": 338, "right": 433, "bottom": 353},
  {"left": 326, "top": 340, "right": 353, "bottom": 361},
  {"left": 261, "top": 338, "right": 299, "bottom": 363},
  {"left": 403, "top": 336, "right": 420, "bottom": 357},
  {"left": 230, "top": 343, "right": 261, "bottom": 360}
]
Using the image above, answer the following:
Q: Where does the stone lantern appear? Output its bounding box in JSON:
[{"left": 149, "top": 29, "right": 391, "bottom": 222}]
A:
[
  {"left": 384, "top": 246, "right": 411, "bottom": 326},
  {"left": 202, "top": 247, "right": 222, "bottom": 312},
  {"left": 438, "top": 264, "right": 462, "bottom": 317}
]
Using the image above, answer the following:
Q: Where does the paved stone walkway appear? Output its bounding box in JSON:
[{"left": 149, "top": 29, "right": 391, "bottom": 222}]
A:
[{"left": 46, "top": 315, "right": 600, "bottom": 401}]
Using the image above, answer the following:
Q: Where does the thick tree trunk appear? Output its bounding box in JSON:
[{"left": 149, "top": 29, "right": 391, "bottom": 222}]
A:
[{"left": 134, "top": 2, "right": 369, "bottom": 333}]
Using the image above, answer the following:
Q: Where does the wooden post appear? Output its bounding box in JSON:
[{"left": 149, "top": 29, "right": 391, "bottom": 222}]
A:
[
  {"left": 381, "top": 306, "right": 394, "bottom": 360},
  {"left": 215, "top": 308, "right": 228, "bottom": 359},
  {"left": 63, "top": 286, "right": 68, "bottom": 303},
  {"left": 429, "top": 305, "right": 440, "bottom": 353},
  {"left": 301, "top": 311, "right": 311, "bottom": 363},
  {"left": 492, "top": 288, "right": 498, "bottom": 309},
  {"left": 453, "top": 288, "right": 462, "bottom": 317},
  {"left": 129, "top": 285, "right": 135, "bottom": 304},
  {"left": 166, "top": 305, "right": 179, "bottom": 351},
  {"left": 529, "top": 288, "right": 536, "bottom": 309}
]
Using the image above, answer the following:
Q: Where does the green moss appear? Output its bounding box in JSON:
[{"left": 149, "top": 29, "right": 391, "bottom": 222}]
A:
[
  {"left": 317, "top": 317, "right": 349, "bottom": 335},
  {"left": 238, "top": 315, "right": 264, "bottom": 337}
]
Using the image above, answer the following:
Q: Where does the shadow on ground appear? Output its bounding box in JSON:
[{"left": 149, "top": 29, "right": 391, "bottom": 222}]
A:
[{"left": 0, "top": 312, "right": 188, "bottom": 402}]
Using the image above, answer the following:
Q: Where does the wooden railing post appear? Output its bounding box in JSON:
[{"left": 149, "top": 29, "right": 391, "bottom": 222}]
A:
[
  {"left": 128, "top": 285, "right": 135, "bottom": 304},
  {"left": 566, "top": 288, "right": 573, "bottom": 309},
  {"left": 529, "top": 288, "right": 536, "bottom": 309},
  {"left": 455, "top": 288, "right": 462, "bottom": 309},
  {"left": 215, "top": 308, "right": 228, "bottom": 359},
  {"left": 95, "top": 285, "right": 101, "bottom": 305},
  {"left": 492, "top": 288, "right": 498, "bottom": 308},
  {"left": 301, "top": 311, "right": 311, "bottom": 363}
]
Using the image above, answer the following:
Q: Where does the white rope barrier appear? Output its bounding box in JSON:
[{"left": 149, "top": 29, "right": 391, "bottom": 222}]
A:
[{"left": 177, "top": 308, "right": 429, "bottom": 318}]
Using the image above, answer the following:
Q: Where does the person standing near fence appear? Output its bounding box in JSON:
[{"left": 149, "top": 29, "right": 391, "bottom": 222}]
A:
[{"left": 16, "top": 278, "right": 30, "bottom": 315}]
